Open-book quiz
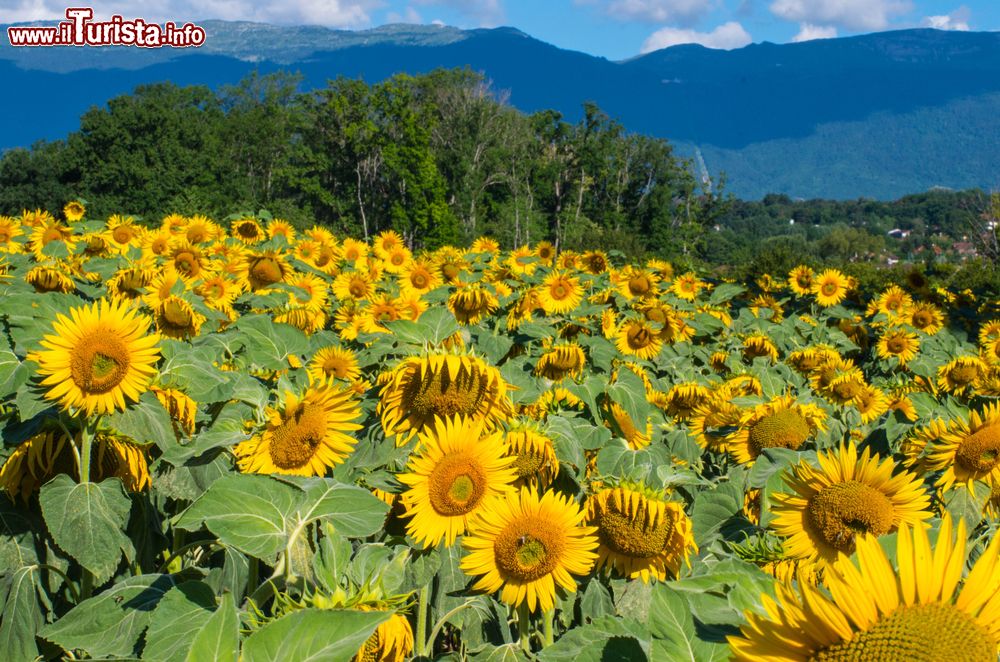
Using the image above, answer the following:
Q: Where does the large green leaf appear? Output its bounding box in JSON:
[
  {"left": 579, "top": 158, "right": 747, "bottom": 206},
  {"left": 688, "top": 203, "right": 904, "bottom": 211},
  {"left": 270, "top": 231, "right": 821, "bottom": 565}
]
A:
[
  {"left": 241, "top": 609, "right": 390, "bottom": 662},
  {"left": 536, "top": 617, "right": 650, "bottom": 662},
  {"left": 39, "top": 475, "right": 134, "bottom": 583},
  {"left": 156, "top": 341, "right": 232, "bottom": 403},
  {"left": 105, "top": 391, "right": 176, "bottom": 449},
  {"left": 175, "top": 474, "right": 302, "bottom": 562},
  {"left": 296, "top": 477, "right": 390, "bottom": 538},
  {"left": 0, "top": 567, "right": 43, "bottom": 662},
  {"left": 184, "top": 593, "right": 238, "bottom": 662},
  {"left": 231, "top": 315, "right": 310, "bottom": 370},
  {"left": 647, "top": 585, "right": 729, "bottom": 662},
  {"left": 143, "top": 581, "right": 217, "bottom": 662},
  {"left": 39, "top": 574, "right": 178, "bottom": 658}
]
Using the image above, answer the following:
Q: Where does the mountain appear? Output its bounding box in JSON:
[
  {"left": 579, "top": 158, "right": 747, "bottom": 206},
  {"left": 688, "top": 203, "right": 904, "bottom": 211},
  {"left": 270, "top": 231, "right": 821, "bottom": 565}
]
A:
[{"left": 2, "top": 21, "right": 1000, "bottom": 199}]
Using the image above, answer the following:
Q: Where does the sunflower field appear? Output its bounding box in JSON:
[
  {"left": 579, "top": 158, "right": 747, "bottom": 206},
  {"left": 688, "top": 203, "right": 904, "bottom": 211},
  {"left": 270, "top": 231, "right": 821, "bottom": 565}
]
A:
[{"left": 1, "top": 204, "right": 1000, "bottom": 661}]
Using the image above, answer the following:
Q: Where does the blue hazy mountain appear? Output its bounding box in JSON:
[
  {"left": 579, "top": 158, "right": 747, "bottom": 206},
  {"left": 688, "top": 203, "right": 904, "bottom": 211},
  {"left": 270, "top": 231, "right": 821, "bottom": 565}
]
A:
[{"left": 2, "top": 21, "right": 1000, "bottom": 199}]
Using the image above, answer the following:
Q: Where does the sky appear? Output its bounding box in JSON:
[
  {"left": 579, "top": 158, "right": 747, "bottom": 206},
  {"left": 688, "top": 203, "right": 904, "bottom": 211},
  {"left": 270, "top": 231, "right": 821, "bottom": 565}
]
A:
[{"left": 2, "top": 0, "right": 998, "bottom": 60}]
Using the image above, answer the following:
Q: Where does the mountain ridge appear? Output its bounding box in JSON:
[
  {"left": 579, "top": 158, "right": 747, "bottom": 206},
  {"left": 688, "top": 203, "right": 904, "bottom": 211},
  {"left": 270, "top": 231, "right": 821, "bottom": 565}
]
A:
[{"left": 2, "top": 21, "right": 999, "bottom": 199}]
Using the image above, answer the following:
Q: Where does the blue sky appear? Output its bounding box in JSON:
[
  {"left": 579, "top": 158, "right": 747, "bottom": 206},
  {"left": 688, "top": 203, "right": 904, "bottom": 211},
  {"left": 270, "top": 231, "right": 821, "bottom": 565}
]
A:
[{"left": 3, "top": 1, "right": 997, "bottom": 60}]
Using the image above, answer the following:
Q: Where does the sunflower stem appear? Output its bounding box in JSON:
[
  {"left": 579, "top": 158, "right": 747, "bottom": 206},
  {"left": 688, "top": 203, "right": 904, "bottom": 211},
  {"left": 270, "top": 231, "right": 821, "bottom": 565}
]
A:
[
  {"left": 518, "top": 602, "right": 532, "bottom": 653},
  {"left": 415, "top": 584, "right": 430, "bottom": 657},
  {"left": 77, "top": 416, "right": 99, "bottom": 483},
  {"left": 543, "top": 608, "right": 554, "bottom": 647}
]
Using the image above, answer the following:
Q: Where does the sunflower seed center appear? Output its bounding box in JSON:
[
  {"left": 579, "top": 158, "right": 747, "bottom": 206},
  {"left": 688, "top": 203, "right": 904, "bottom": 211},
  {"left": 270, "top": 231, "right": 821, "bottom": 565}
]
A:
[
  {"left": 807, "top": 480, "right": 895, "bottom": 553},
  {"left": 955, "top": 425, "right": 1000, "bottom": 474}
]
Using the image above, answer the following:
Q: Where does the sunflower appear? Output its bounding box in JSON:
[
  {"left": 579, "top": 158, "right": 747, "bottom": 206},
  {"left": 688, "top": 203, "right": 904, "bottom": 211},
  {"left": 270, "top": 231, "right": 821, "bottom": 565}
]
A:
[
  {"left": 727, "top": 396, "right": 827, "bottom": 465},
  {"left": 730, "top": 513, "right": 1000, "bottom": 662},
  {"left": 195, "top": 272, "right": 243, "bottom": 316},
  {"left": 787, "top": 265, "right": 815, "bottom": 296},
  {"left": 231, "top": 217, "right": 266, "bottom": 244},
  {"left": 373, "top": 229, "right": 405, "bottom": 259},
  {"left": 538, "top": 271, "right": 583, "bottom": 315},
  {"left": 535, "top": 343, "right": 586, "bottom": 382},
  {"left": 333, "top": 270, "right": 376, "bottom": 303},
  {"left": 742, "top": 334, "right": 779, "bottom": 362},
  {"left": 470, "top": 236, "right": 501, "bottom": 254},
  {"left": 31, "top": 298, "right": 161, "bottom": 416},
  {"left": 616, "top": 266, "right": 660, "bottom": 300},
  {"left": 910, "top": 402, "right": 1000, "bottom": 493},
  {"left": 688, "top": 398, "right": 742, "bottom": 452},
  {"left": 811, "top": 268, "right": 850, "bottom": 307},
  {"left": 153, "top": 296, "right": 206, "bottom": 340},
  {"left": 0, "top": 215, "right": 23, "bottom": 252},
  {"left": 151, "top": 386, "right": 197, "bottom": 437},
  {"left": 354, "top": 613, "right": 413, "bottom": 662},
  {"left": 398, "top": 259, "right": 441, "bottom": 297},
  {"left": 105, "top": 214, "right": 141, "bottom": 253},
  {"left": 308, "top": 346, "right": 361, "bottom": 383},
  {"left": 30, "top": 219, "right": 76, "bottom": 261},
  {"left": 771, "top": 443, "right": 930, "bottom": 566},
  {"left": 787, "top": 345, "right": 841, "bottom": 375},
  {"left": 140, "top": 229, "right": 173, "bottom": 260},
  {"left": 398, "top": 415, "right": 516, "bottom": 548},
  {"left": 602, "top": 400, "right": 652, "bottom": 450},
  {"left": 448, "top": 284, "right": 499, "bottom": 325},
  {"left": 63, "top": 200, "right": 85, "bottom": 222},
  {"left": 614, "top": 318, "right": 663, "bottom": 360},
  {"left": 381, "top": 245, "right": 412, "bottom": 274},
  {"left": 750, "top": 293, "right": 784, "bottom": 322},
  {"left": 243, "top": 250, "right": 291, "bottom": 291},
  {"left": 877, "top": 328, "right": 920, "bottom": 365},
  {"left": 0, "top": 430, "right": 150, "bottom": 500},
  {"left": 870, "top": 284, "right": 913, "bottom": 319},
  {"left": 461, "top": 486, "right": 598, "bottom": 613},
  {"left": 937, "top": 355, "right": 988, "bottom": 396},
  {"left": 570, "top": 250, "right": 604, "bottom": 275},
  {"left": 106, "top": 265, "right": 153, "bottom": 302},
  {"left": 908, "top": 301, "right": 945, "bottom": 335},
  {"left": 166, "top": 240, "right": 207, "bottom": 281},
  {"left": 822, "top": 373, "right": 868, "bottom": 406},
  {"left": 504, "top": 423, "right": 559, "bottom": 489},
  {"left": 25, "top": 265, "right": 75, "bottom": 293},
  {"left": 586, "top": 483, "right": 696, "bottom": 583},
  {"left": 377, "top": 351, "right": 515, "bottom": 444},
  {"left": 662, "top": 382, "right": 713, "bottom": 421},
  {"left": 854, "top": 384, "right": 890, "bottom": 424},
  {"left": 234, "top": 382, "right": 362, "bottom": 476},
  {"left": 672, "top": 272, "right": 703, "bottom": 301}
]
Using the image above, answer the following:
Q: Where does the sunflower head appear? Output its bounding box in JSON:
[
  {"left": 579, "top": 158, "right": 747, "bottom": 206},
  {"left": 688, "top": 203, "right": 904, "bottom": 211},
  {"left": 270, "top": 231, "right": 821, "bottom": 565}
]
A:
[
  {"left": 535, "top": 343, "right": 586, "bottom": 382},
  {"left": 461, "top": 486, "right": 598, "bottom": 612},
  {"left": 448, "top": 284, "right": 499, "bottom": 325},
  {"left": 234, "top": 382, "right": 362, "bottom": 476},
  {"left": 504, "top": 422, "right": 559, "bottom": 489},
  {"left": 377, "top": 351, "right": 515, "bottom": 444},
  {"left": 398, "top": 415, "right": 516, "bottom": 548},
  {"left": 727, "top": 396, "right": 826, "bottom": 465},
  {"left": 587, "top": 483, "right": 696, "bottom": 583},
  {"left": 32, "top": 299, "right": 161, "bottom": 416}
]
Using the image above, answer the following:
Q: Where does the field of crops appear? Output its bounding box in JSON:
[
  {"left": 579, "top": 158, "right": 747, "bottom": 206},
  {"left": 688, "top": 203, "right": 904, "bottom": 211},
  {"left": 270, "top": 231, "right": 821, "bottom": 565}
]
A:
[{"left": 1, "top": 204, "right": 999, "bottom": 661}]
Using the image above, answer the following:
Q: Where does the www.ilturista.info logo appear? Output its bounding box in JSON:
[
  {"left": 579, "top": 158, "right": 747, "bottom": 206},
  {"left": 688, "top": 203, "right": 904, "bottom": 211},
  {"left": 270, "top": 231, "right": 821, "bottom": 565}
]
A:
[{"left": 7, "top": 8, "right": 206, "bottom": 48}]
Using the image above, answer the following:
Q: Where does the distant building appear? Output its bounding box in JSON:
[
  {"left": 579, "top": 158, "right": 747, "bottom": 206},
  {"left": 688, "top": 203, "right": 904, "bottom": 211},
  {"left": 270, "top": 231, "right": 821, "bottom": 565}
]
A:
[{"left": 887, "top": 228, "right": 910, "bottom": 239}]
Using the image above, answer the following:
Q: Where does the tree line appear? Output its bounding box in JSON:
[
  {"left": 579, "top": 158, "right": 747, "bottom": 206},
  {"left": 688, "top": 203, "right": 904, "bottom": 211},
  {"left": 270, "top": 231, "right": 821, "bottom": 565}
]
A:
[{"left": 0, "top": 69, "right": 723, "bottom": 257}]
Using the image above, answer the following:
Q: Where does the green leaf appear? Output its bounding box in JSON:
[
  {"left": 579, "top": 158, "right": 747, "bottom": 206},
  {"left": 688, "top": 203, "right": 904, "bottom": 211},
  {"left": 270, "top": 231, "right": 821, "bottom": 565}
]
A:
[
  {"left": 419, "top": 306, "right": 461, "bottom": 344},
  {"left": 39, "top": 476, "right": 134, "bottom": 583},
  {"left": 607, "top": 369, "right": 650, "bottom": 430},
  {"left": 580, "top": 580, "right": 615, "bottom": 622},
  {"left": 241, "top": 609, "right": 390, "bottom": 662},
  {"left": 296, "top": 477, "right": 390, "bottom": 537},
  {"left": 105, "top": 392, "right": 175, "bottom": 449},
  {"left": 144, "top": 581, "right": 217, "bottom": 662},
  {"left": 690, "top": 469, "right": 750, "bottom": 545},
  {"left": 943, "top": 481, "right": 990, "bottom": 530},
  {"left": 471, "top": 643, "right": 528, "bottom": 662},
  {"left": 157, "top": 341, "right": 233, "bottom": 403},
  {"left": 648, "top": 585, "right": 730, "bottom": 662},
  {"left": 39, "top": 574, "right": 178, "bottom": 658},
  {"left": 232, "top": 315, "right": 310, "bottom": 371},
  {"left": 708, "top": 283, "right": 745, "bottom": 305},
  {"left": 0, "top": 567, "right": 43, "bottom": 662},
  {"left": 14, "top": 384, "right": 52, "bottom": 422},
  {"left": 160, "top": 402, "right": 252, "bottom": 464},
  {"left": 185, "top": 593, "right": 238, "bottom": 662},
  {"left": 536, "top": 617, "right": 650, "bottom": 662},
  {"left": 176, "top": 474, "right": 302, "bottom": 562}
]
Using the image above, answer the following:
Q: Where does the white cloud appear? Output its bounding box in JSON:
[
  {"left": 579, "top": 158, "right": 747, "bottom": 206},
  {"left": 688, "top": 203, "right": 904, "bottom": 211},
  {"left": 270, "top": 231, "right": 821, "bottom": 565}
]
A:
[
  {"left": 769, "top": 0, "right": 911, "bottom": 31},
  {"left": 0, "top": 0, "right": 384, "bottom": 27},
  {"left": 792, "top": 22, "right": 837, "bottom": 42},
  {"left": 412, "top": 0, "right": 503, "bottom": 27},
  {"left": 922, "top": 6, "right": 971, "bottom": 31},
  {"left": 574, "top": 0, "right": 715, "bottom": 25},
  {"left": 641, "top": 21, "right": 751, "bottom": 53}
]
